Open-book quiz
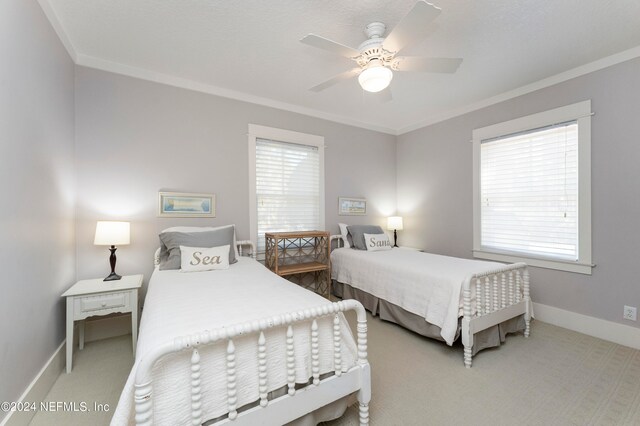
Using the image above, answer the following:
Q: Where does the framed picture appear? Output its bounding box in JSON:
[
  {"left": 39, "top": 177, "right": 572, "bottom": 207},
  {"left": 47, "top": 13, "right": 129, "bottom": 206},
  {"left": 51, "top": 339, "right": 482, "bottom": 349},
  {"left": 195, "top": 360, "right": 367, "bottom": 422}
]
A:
[
  {"left": 158, "top": 192, "right": 216, "bottom": 218},
  {"left": 338, "top": 197, "right": 367, "bottom": 216}
]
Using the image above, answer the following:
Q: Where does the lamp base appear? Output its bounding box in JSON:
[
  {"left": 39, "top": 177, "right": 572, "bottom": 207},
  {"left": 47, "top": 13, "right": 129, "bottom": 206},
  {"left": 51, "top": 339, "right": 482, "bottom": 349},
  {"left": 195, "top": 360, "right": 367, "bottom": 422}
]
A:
[
  {"left": 104, "top": 272, "right": 122, "bottom": 281},
  {"left": 393, "top": 229, "right": 399, "bottom": 247}
]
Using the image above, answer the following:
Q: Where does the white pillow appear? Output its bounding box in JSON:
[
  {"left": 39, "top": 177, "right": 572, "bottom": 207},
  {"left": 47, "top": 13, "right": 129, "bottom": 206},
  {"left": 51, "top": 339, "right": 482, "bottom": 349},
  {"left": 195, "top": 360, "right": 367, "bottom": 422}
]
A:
[
  {"left": 363, "top": 233, "right": 392, "bottom": 251},
  {"left": 338, "top": 223, "right": 351, "bottom": 249},
  {"left": 180, "top": 245, "right": 230, "bottom": 272},
  {"left": 161, "top": 224, "right": 240, "bottom": 259}
]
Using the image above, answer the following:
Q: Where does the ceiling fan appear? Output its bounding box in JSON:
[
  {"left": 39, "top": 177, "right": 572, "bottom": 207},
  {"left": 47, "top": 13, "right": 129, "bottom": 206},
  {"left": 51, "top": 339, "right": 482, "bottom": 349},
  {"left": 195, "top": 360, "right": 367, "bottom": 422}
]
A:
[{"left": 300, "top": 1, "right": 462, "bottom": 96}]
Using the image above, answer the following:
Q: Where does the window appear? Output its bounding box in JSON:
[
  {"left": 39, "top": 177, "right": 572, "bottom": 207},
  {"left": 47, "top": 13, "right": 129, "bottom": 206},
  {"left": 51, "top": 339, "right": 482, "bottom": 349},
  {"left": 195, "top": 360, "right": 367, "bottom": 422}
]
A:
[
  {"left": 472, "top": 101, "right": 592, "bottom": 274},
  {"left": 248, "top": 124, "right": 325, "bottom": 253}
]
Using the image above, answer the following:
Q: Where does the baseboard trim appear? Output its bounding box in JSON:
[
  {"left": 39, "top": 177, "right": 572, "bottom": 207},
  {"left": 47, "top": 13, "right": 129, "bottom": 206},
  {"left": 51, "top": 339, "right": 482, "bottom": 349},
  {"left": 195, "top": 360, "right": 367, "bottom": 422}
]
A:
[
  {"left": 534, "top": 302, "right": 640, "bottom": 350},
  {"left": 1, "top": 341, "right": 66, "bottom": 426}
]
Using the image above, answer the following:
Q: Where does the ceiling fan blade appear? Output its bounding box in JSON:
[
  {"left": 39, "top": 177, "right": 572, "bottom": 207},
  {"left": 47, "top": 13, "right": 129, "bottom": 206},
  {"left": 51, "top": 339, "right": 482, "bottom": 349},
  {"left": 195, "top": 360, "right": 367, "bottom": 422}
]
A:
[
  {"left": 309, "top": 68, "right": 360, "bottom": 92},
  {"left": 300, "top": 34, "right": 360, "bottom": 58},
  {"left": 382, "top": 1, "right": 441, "bottom": 54},
  {"left": 393, "top": 57, "right": 462, "bottom": 73}
]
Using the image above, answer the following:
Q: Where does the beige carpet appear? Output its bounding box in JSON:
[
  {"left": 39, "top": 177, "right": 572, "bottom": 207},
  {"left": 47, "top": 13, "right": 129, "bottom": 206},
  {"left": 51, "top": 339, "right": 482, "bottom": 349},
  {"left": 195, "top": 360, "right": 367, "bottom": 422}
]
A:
[{"left": 31, "top": 314, "right": 640, "bottom": 426}]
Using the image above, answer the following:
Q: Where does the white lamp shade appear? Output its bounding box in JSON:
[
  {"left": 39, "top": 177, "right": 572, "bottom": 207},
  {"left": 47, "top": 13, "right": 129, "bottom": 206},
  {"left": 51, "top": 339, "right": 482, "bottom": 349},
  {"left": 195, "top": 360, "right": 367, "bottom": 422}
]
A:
[
  {"left": 358, "top": 62, "right": 393, "bottom": 93},
  {"left": 94, "top": 221, "right": 130, "bottom": 246},
  {"left": 387, "top": 216, "right": 404, "bottom": 231}
]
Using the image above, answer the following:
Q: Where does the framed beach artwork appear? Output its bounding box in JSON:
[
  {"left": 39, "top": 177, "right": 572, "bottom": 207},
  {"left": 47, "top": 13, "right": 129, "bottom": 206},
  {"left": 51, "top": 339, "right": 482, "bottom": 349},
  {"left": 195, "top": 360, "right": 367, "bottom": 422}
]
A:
[
  {"left": 158, "top": 192, "right": 216, "bottom": 218},
  {"left": 338, "top": 197, "right": 367, "bottom": 216}
]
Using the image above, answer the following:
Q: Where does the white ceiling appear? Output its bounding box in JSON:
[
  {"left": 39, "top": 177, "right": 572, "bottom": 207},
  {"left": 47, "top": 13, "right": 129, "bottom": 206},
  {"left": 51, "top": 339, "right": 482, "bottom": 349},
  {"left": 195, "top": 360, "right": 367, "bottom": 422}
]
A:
[{"left": 42, "top": 0, "right": 640, "bottom": 134}]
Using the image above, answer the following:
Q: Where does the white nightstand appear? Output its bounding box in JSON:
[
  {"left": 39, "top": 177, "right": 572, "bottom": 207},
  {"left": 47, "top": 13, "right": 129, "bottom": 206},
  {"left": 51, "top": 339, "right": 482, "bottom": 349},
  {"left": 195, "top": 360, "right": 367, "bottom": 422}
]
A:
[{"left": 62, "top": 274, "right": 143, "bottom": 373}]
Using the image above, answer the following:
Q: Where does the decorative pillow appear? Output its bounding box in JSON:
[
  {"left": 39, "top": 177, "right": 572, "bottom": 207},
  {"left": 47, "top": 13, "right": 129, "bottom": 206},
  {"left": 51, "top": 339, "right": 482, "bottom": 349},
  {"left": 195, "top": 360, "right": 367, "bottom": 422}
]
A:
[
  {"left": 363, "top": 233, "right": 392, "bottom": 251},
  {"left": 158, "top": 224, "right": 238, "bottom": 266},
  {"left": 158, "top": 227, "right": 237, "bottom": 270},
  {"left": 347, "top": 225, "right": 384, "bottom": 250},
  {"left": 180, "top": 245, "right": 230, "bottom": 272},
  {"left": 338, "top": 223, "right": 352, "bottom": 249}
]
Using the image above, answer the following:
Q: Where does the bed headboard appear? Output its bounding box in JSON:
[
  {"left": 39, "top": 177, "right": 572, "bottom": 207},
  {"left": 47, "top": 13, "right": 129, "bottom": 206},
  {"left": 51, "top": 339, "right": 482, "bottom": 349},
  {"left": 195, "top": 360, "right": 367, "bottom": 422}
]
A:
[
  {"left": 153, "top": 240, "right": 257, "bottom": 266},
  {"left": 330, "top": 234, "right": 344, "bottom": 252}
]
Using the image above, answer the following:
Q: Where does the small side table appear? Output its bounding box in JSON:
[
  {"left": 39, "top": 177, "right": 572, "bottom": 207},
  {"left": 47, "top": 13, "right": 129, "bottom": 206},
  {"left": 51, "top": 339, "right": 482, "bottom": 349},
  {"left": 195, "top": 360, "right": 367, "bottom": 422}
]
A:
[
  {"left": 61, "top": 274, "right": 143, "bottom": 373},
  {"left": 264, "top": 231, "right": 331, "bottom": 298}
]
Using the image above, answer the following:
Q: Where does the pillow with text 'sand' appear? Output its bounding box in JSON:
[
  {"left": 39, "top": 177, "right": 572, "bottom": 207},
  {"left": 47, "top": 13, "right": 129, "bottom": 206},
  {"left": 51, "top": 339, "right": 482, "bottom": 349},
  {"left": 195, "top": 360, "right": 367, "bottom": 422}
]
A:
[
  {"left": 363, "top": 233, "right": 392, "bottom": 251},
  {"left": 347, "top": 225, "right": 384, "bottom": 250},
  {"left": 180, "top": 245, "right": 230, "bottom": 272}
]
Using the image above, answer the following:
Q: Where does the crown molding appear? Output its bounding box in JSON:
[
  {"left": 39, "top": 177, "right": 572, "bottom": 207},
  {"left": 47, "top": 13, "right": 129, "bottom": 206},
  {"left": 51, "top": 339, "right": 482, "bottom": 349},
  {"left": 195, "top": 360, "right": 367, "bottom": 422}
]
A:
[
  {"left": 37, "top": 0, "right": 77, "bottom": 62},
  {"left": 75, "top": 54, "right": 398, "bottom": 135},
  {"left": 397, "top": 45, "right": 640, "bottom": 135},
  {"left": 38, "top": 0, "right": 640, "bottom": 137}
]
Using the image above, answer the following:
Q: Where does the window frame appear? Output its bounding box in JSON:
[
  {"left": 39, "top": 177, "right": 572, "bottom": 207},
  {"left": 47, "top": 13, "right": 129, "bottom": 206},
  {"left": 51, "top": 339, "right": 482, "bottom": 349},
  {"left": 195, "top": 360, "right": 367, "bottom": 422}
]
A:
[
  {"left": 472, "top": 100, "right": 593, "bottom": 274},
  {"left": 248, "top": 124, "right": 325, "bottom": 253}
]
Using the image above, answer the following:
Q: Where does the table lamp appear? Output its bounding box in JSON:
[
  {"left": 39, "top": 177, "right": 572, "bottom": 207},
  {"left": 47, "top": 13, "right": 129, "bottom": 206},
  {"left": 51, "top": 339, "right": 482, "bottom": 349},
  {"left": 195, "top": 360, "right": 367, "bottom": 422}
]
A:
[
  {"left": 94, "top": 221, "right": 130, "bottom": 281},
  {"left": 387, "top": 216, "right": 403, "bottom": 247}
]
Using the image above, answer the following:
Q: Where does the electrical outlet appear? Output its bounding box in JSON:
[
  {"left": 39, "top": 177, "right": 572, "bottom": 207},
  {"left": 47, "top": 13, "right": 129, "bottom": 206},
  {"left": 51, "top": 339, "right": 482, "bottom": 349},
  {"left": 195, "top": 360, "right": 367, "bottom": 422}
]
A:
[{"left": 623, "top": 305, "right": 637, "bottom": 321}]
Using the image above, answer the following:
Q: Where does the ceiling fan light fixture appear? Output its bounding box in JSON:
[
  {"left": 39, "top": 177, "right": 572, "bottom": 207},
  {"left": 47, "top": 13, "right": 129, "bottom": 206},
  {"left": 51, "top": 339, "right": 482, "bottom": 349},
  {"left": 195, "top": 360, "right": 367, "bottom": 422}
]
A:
[{"left": 358, "top": 62, "right": 393, "bottom": 93}]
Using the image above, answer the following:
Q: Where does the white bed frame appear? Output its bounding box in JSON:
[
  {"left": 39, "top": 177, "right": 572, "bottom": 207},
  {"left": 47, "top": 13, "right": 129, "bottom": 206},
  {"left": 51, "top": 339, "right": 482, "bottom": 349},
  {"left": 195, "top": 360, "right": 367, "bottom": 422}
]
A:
[
  {"left": 138, "top": 241, "right": 371, "bottom": 425},
  {"left": 330, "top": 235, "right": 531, "bottom": 368}
]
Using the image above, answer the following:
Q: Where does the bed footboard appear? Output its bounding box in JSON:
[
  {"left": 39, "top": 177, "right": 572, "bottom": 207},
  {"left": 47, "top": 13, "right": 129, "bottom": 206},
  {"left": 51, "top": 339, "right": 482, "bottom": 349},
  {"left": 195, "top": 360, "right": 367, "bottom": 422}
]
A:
[
  {"left": 461, "top": 263, "right": 531, "bottom": 368},
  {"left": 134, "top": 300, "right": 371, "bottom": 426}
]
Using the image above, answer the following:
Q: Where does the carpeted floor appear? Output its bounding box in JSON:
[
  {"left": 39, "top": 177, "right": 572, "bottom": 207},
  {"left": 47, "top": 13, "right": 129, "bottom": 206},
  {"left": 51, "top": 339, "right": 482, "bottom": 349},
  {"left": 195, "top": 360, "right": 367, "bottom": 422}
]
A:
[{"left": 30, "top": 314, "right": 640, "bottom": 425}]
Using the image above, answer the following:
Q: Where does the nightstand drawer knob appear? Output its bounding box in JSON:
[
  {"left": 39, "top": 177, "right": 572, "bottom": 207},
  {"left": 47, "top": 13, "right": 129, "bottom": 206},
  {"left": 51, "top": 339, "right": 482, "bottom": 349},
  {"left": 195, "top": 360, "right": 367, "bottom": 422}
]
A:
[{"left": 101, "top": 302, "right": 107, "bottom": 307}]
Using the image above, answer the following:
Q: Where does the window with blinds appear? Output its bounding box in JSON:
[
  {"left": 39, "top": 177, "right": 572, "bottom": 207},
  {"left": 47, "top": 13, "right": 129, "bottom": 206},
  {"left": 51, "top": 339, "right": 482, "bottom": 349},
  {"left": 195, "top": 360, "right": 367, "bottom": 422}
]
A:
[
  {"left": 480, "top": 122, "right": 579, "bottom": 260},
  {"left": 255, "top": 138, "right": 321, "bottom": 252}
]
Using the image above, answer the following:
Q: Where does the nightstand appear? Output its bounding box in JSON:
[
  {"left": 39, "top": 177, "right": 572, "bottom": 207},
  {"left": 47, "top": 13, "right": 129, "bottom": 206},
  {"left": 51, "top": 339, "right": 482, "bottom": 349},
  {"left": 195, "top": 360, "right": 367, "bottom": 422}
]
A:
[{"left": 62, "top": 274, "right": 143, "bottom": 373}]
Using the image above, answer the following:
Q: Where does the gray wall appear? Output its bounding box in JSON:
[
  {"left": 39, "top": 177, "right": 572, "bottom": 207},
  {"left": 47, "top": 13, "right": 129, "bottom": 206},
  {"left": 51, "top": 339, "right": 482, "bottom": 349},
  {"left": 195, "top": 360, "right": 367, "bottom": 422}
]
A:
[
  {"left": 74, "top": 67, "right": 397, "bottom": 288},
  {"left": 397, "top": 57, "right": 640, "bottom": 328},
  {"left": 0, "top": 0, "right": 76, "bottom": 416}
]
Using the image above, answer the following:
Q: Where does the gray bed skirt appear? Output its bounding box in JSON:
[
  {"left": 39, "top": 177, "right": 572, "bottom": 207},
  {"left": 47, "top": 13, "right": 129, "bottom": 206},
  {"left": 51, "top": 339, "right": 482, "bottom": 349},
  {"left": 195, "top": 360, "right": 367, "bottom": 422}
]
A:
[{"left": 333, "top": 280, "right": 525, "bottom": 356}]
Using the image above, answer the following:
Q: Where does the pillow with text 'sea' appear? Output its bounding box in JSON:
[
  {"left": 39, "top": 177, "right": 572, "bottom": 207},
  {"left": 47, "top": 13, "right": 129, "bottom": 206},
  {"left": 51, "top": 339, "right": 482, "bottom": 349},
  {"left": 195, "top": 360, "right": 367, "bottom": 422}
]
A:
[
  {"left": 180, "top": 245, "right": 230, "bottom": 272},
  {"left": 159, "top": 226, "right": 237, "bottom": 270},
  {"left": 363, "top": 233, "right": 392, "bottom": 252}
]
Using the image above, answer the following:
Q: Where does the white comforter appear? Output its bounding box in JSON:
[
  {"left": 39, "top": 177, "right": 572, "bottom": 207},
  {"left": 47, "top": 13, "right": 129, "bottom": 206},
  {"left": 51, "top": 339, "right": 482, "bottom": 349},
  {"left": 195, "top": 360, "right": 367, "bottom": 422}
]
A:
[
  {"left": 331, "top": 248, "right": 503, "bottom": 345},
  {"left": 112, "top": 257, "right": 357, "bottom": 425}
]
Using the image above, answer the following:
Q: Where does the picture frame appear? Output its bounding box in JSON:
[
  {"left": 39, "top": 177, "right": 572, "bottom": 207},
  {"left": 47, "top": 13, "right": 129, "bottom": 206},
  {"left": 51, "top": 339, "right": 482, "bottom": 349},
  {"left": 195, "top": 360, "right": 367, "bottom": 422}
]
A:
[
  {"left": 158, "top": 192, "right": 216, "bottom": 218},
  {"left": 338, "top": 197, "right": 367, "bottom": 216}
]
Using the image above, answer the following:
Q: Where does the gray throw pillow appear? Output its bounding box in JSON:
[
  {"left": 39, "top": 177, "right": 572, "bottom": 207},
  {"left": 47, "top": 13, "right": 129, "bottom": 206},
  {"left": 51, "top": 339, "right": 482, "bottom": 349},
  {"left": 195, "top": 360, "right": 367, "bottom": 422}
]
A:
[
  {"left": 347, "top": 225, "right": 384, "bottom": 250},
  {"left": 158, "top": 228, "right": 237, "bottom": 270}
]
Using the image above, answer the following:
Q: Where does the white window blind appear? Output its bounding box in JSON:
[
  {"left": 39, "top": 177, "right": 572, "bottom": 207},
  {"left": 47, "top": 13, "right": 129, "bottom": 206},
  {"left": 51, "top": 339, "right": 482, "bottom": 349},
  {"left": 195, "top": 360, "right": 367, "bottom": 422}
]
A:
[
  {"left": 255, "top": 138, "right": 321, "bottom": 251},
  {"left": 480, "top": 122, "right": 579, "bottom": 261}
]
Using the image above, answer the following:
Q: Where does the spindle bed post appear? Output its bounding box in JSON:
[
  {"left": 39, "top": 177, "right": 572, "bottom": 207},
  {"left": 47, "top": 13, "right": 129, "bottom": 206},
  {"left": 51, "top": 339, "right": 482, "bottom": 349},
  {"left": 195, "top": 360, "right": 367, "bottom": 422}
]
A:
[
  {"left": 523, "top": 268, "right": 531, "bottom": 338},
  {"left": 333, "top": 315, "right": 342, "bottom": 376},
  {"left": 286, "top": 325, "right": 296, "bottom": 396},
  {"left": 310, "top": 320, "right": 320, "bottom": 385},
  {"left": 257, "top": 332, "right": 268, "bottom": 407},
  {"left": 461, "top": 262, "right": 530, "bottom": 368},
  {"left": 191, "top": 349, "right": 202, "bottom": 425}
]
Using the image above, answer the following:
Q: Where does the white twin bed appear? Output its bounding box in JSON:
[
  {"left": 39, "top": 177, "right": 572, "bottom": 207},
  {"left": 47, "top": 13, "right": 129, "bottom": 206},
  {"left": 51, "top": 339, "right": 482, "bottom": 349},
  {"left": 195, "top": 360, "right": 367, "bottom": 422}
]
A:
[
  {"left": 112, "top": 240, "right": 371, "bottom": 426},
  {"left": 330, "top": 235, "right": 532, "bottom": 367}
]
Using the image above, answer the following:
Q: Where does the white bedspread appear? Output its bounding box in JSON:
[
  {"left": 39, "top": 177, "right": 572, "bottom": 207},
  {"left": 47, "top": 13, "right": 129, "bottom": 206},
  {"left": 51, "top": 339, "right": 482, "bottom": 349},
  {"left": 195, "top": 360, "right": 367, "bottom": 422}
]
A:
[
  {"left": 112, "top": 257, "right": 357, "bottom": 425},
  {"left": 331, "top": 248, "right": 503, "bottom": 345}
]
